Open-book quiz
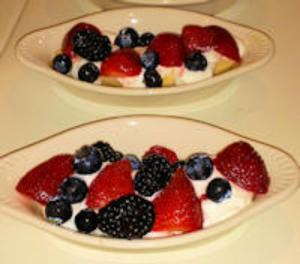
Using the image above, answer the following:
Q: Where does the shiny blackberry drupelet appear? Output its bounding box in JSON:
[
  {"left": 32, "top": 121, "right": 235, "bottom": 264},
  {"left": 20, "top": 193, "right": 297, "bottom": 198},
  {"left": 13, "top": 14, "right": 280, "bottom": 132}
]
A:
[
  {"left": 134, "top": 154, "right": 173, "bottom": 196},
  {"left": 206, "top": 178, "right": 232, "bottom": 203},
  {"left": 138, "top": 32, "right": 155, "bottom": 47},
  {"left": 114, "top": 27, "right": 139, "bottom": 48},
  {"left": 92, "top": 141, "right": 123, "bottom": 162},
  {"left": 72, "top": 30, "right": 112, "bottom": 61},
  {"left": 78, "top": 63, "right": 99, "bottom": 83},
  {"left": 98, "top": 195, "right": 155, "bottom": 239},
  {"left": 52, "top": 54, "right": 72, "bottom": 74},
  {"left": 73, "top": 145, "right": 102, "bottom": 174},
  {"left": 124, "top": 154, "right": 141, "bottom": 170},
  {"left": 141, "top": 50, "right": 159, "bottom": 70},
  {"left": 75, "top": 209, "right": 98, "bottom": 233},
  {"left": 184, "top": 52, "right": 208, "bottom": 71},
  {"left": 143, "top": 69, "right": 163, "bottom": 88},
  {"left": 184, "top": 153, "right": 213, "bottom": 180},
  {"left": 45, "top": 199, "right": 72, "bottom": 225},
  {"left": 59, "top": 177, "right": 88, "bottom": 204}
]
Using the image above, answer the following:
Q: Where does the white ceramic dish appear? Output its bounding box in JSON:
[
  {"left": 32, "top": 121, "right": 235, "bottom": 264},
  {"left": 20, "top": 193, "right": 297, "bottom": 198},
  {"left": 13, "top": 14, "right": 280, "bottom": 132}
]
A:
[
  {"left": 0, "top": 115, "right": 299, "bottom": 251},
  {"left": 16, "top": 8, "right": 274, "bottom": 105}
]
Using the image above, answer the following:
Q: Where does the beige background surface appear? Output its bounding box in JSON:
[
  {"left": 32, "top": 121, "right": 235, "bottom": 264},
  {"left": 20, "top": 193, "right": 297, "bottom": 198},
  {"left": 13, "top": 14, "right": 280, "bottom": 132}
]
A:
[{"left": 0, "top": 0, "right": 299, "bottom": 263}]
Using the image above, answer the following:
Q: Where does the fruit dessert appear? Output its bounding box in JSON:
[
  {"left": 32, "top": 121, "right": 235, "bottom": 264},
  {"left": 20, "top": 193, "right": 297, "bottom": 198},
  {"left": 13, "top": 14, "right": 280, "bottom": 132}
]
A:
[
  {"left": 16, "top": 141, "right": 269, "bottom": 239},
  {"left": 52, "top": 22, "right": 244, "bottom": 88}
]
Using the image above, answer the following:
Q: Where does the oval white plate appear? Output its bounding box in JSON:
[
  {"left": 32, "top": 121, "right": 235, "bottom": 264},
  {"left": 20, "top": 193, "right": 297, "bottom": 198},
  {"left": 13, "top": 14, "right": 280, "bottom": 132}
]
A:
[
  {"left": 16, "top": 8, "right": 274, "bottom": 105},
  {"left": 0, "top": 115, "right": 298, "bottom": 251}
]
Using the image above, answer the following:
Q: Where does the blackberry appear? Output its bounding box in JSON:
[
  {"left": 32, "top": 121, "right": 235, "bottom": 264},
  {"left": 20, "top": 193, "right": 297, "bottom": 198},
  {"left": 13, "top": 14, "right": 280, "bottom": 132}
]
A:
[
  {"left": 52, "top": 54, "right": 72, "bottom": 74},
  {"left": 184, "top": 52, "right": 207, "bottom": 71},
  {"left": 134, "top": 154, "right": 173, "bottom": 196},
  {"left": 138, "top": 32, "right": 155, "bottom": 47},
  {"left": 98, "top": 195, "right": 155, "bottom": 239},
  {"left": 75, "top": 209, "right": 98, "bottom": 233},
  {"left": 173, "top": 160, "right": 186, "bottom": 170},
  {"left": 73, "top": 30, "right": 112, "bottom": 61},
  {"left": 143, "top": 69, "right": 163, "bottom": 88},
  {"left": 92, "top": 141, "right": 123, "bottom": 162},
  {"left": 206, "top": 178, "right": 232, "bottom": 203}
]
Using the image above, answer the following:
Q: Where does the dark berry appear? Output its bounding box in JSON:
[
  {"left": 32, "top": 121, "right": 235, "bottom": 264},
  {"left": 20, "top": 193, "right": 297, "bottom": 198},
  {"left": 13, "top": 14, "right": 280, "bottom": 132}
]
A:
[
  {"left": 98, "top": 195, "right": 155, "bottom": 239},
  {"left": 78, "top": 63, "right": 99, "bottom": 83},
  {"left": 134, "top": 154, "right": 173, "bottom": 196},
  {"left": 73, "top": 30, "right": 112, "bottom": 61},
  {"left": 92, "top": 141, "right": 123, "bottom": 162},
  {"left": 74, "top": 145, "right": 102, "bottom": 174},
  {"left": 141, "top": 50, "right": 159, "bottom": 70},
  {"left": 184, "top": 52, "right": 207, "bottom": 71},
  {"left": 52, "top": 54, "right": 72, "bottom": 74},
  {"left": 143, "top": 69, "right": 163, "bottom": 88},
  {"left": 45, "top": 199, "right": 72, "bottom": 225},
  {"left": 59, "top": 177, "right": 88, "bottom": 204},
  {"left": 75, "top": 209, "right": 98, "bottom": 233},
  {"left": 124, "top": 154, "right": 141, "bottom": 170},
  {"left": 184, "top": 153, "right": 213, "bottom": 180},
  {"left": 173, "top": 160, "right": 186, "bottom": 171},
  {"left": 114, "top": 27, "right": 139, "bottom": 48},
  {"left": 138, "top": 32, "right": 155, "bottom": 47},
  {"left": 206, "top": 178, "right": 232, "bottom": 203}
]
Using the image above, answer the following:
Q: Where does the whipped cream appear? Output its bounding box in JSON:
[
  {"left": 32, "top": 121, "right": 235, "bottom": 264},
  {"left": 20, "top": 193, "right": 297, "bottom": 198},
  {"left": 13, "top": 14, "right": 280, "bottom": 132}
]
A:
[{"left": 57, "top": 161, "right": 253, "bottom": 238}]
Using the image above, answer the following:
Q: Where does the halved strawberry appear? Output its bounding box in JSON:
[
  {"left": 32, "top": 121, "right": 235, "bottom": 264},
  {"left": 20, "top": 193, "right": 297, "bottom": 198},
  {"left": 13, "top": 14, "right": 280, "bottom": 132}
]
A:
[
  {"left": 143, "top": 145, "right": 178, "bottom": 165},
  {"left": 101, "top": 49, "right": 142, "bottom": 77},
  {"left": 86, "top": 160, "right": 134, "bottom": 209},
  {"left": 207, "top": 25, "right": 241, "bottom": 63},
  {"left": 147, "top": 33, "right": 185, "bottom": 67},
  {"left": 181, "top": 25, "right": 215, "bottom": 54},
  {"left": 62, "top": 22, "right": 101, "bottom": 58},
  {"left": 214, "top": 141, "right": 270, "bottom": 194},
  {"left": 182, "top": 25, "right": 241, "bottom": 63},
  {"left": 153, "top": 169, "right": 203, "bottom": 232},
  {"left": 16, "top": 154, "right": 74, "bottom": 205}
]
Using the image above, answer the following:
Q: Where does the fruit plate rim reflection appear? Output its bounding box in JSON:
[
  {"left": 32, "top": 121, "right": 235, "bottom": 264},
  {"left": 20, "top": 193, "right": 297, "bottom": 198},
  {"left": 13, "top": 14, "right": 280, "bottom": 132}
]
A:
[
  {"left": 119, "top": 0, "right": 212, "bottom": 6},
  {"left": 0, "top": 115, "right": 298, "bottom": 251},
  {"left": 16, "top": 7, "right": 274, "bottom": 97}
]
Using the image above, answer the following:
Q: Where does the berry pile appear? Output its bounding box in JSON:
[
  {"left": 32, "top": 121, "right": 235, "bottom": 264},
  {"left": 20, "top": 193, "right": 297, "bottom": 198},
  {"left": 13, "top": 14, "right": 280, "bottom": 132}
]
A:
[
  {"left": 16, "top": 140, "right": 269, "bottom": 239},
  {"left": 52, "top": 22, "right": 242, "bottom": 87}
]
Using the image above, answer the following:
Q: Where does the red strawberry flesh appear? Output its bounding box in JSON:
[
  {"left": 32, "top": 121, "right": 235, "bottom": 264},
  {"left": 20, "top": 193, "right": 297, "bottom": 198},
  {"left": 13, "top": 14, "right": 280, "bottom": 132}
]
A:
[
  {"left": 86, "top": 159, "right": 134, "bottom": 209},
  {"left": 153, "top": 169, "right": 203, "bottom": 232},
  {"left": 143, "top": 145, "right": 179, "bottom": 165},
  {"left": 16, "top": 154, "right": 74, "bottom": 205},
  {"left": 148, "top": 33, "right": 185, "bottom": 67},
  {"left": 214, "top": 141, "right": 270, "bottom": 194},
  {"left": 101, "top": 48, "right": 142, "bottom": 77},
  {"left": 63, "top": 22, "right": 101, "bottom": 58}
]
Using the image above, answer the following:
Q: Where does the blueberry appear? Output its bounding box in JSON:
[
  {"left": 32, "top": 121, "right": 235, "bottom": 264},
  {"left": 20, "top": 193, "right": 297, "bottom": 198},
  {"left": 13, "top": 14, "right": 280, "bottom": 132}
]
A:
[
  {"left": 185, "top": 52, "right": 207, "bottom": 71},
  {"left": 138, "top": 32, "right": 155, "bottom": 47},
  {"left": 143, "top": 69, "right": 163, "bottom": 88},
  {"left": 52, "top": 54, "right": 72, "bottom": 74},
  {"left": 59, "top": 177, "right": 88, "bottom": 204},
  {"left": 75, "top": 209, "right": 98, "bottom": 233},
  {"left": 206, "top": 178, "right": 232, "bottom": 203},
  {"left": 115, "top": 27, "right": 139, "bottom": 48},
  {"left": 78, "top": 63, "right": 100, "bottom": 83},
  {"left": 184, "top": 153, "right": 213, "bottom": 180},
  {"left": 141, "top": 51, "right": 159, "bottom": 70},
  {"left": 124, "top": 154, "right": 141, "bottom": 170},
  {"left": 45, "top": 199, "right": 72, "bottom": 225},
  {"left": 74, "top": 145, "right": 102, "bottom": 174}
]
